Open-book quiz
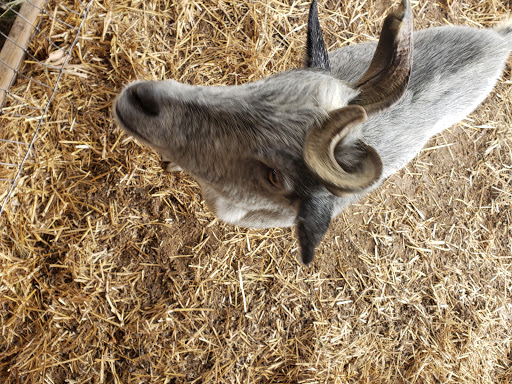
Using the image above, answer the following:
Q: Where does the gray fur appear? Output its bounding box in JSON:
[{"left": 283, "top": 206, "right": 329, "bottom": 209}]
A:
[{"left": 114, "top": 7, "right": 512, "bottom": 264}]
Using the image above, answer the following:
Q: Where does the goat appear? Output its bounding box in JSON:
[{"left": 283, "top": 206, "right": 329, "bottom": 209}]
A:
[{"left": 114, "top": 0, "right": 512, "bottom": 265}]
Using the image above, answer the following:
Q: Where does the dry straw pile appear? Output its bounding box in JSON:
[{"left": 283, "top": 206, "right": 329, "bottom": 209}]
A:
[{"left": 1, "top": 0, "right": 511, "bottom": 382}]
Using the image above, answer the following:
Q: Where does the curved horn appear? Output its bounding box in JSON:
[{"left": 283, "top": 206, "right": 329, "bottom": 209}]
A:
[
  {"left": 350, "top": 0, "right": 413, "bottom": 114},
  {"left": 304, "top": 0, "right": 412, "bottom": 194},
  {"left": 304, "top": 105, "right": 383, "bottom": 194}
]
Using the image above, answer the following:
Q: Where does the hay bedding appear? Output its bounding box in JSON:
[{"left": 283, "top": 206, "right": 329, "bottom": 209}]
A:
[{"left": 0, "top": 0, "right": 511, "bottom": 382}]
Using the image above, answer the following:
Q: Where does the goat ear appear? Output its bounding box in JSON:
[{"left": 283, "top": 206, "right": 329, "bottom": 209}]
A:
[
  {"left": 296, "top": 195, "right": 334, "bottom": 265},
  {"left": 306, "top": 0, "right": 331, "bottom": 71}
]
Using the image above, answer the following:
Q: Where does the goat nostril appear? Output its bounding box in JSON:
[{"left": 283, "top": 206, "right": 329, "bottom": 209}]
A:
[{"left": 128, "top": 83, "right": 160, "bottom": 116}]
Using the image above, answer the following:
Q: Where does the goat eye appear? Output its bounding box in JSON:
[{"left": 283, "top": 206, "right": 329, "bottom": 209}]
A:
[{"left": 267, "top": 168, "right": 281, "bottom": 188}]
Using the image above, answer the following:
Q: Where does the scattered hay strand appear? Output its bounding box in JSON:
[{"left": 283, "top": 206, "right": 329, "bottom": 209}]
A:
[{"left": 0, "top": 0, "right": 511, "bottom": 383}]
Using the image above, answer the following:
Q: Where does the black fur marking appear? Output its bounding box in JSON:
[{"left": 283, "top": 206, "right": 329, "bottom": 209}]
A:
[{"left": 297, "top": 195, "right": 334, "bottom": 264}]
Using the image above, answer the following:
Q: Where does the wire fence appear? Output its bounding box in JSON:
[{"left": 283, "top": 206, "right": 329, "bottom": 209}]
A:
[{"left": 0, "top": 0, "right": 94, "bottom": 215}]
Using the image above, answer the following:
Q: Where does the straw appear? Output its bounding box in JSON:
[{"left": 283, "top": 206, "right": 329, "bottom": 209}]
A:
[{"left": 0, "top": 0, "right": 511, "bottom": 382}]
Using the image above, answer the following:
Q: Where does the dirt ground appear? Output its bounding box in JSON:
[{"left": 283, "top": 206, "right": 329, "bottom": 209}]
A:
[{"left": 0, "top": 0, "right": 511, "bottom": 383}]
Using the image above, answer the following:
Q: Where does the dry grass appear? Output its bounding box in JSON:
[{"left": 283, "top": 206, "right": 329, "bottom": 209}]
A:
[{"left": 1, "top": 0, "right": 511, "bottom": 382}]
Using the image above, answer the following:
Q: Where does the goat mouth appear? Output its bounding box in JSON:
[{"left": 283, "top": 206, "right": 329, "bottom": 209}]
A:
[
  {"left": 114, "top": 102, "right": 130, "bottom": 131},
  {"left": 114, "top": 100, "right": 166, "bottom": 155},
  {"left": 114, "top": 102, "right": 138, "bottom": 135},
  {"left": 114, "top": 102, "right": 148, "bottom": 144}
]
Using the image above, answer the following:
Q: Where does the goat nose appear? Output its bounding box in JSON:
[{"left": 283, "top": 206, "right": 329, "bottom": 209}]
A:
[{"left": 128, "top": 82, "right": 160, "bottom": 116}]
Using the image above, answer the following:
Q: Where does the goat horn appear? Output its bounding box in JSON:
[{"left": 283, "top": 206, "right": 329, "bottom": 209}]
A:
[
  {"left": 304, "top": 105, "right": 383, "bottom": 194},
  {"left": 304, "top": 0, "right": 412, "bottom": 194},
  {"left": 350, "top": 0, "right": 413, "bottom": 114}
]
